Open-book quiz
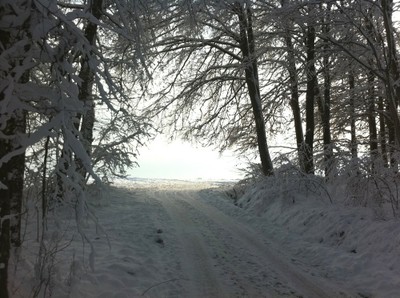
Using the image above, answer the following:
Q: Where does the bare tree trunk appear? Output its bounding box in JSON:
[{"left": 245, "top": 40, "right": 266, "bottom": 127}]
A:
[
  {"left": 378, "top": 96, "right": 389, "bottom": 166},
  {"left": 387, "top": 103, "right": 397, "bottom": 168},
  {"left": 304, "top": 24, "right": 317, "bottom": 174},
  {"left": 0, "top": 2, "right": 30, "bottom": 296},
  {"left": 283, "top": 26, "right": 305, "bottom": 172},
  {"left": 76, "top": 0, "right": 103, "bottom": 179},
  {"left": 235, "top": 2, "right": 274, "bottom": 176},
  {"left": 0, "top": 133, "right": 12, "bottom": 298},
  {"left": 348, "top": 72, "right": 358, "bottom": 160},
  {"left": 363, "top": 11, "right": 379, "bottom": 168},
  {"left": 0, "top": 183, "right": 11, "bottom": 298},
  {"left": 9, "top": 100, "right": 27, "bottom": 249},
  {"left": 381, "top": 0, "right": 400, "bottom": 169},
  {"left": 367, "top": 72, "right": 378, "bottom": 163},
  {"left": 321, "top": 4, "right": 333, "bottom": 177}
]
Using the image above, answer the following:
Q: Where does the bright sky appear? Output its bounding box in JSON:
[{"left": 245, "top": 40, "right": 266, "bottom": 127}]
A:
[{"left": 128, "top": 135, "right": 244, "bottom": 181}]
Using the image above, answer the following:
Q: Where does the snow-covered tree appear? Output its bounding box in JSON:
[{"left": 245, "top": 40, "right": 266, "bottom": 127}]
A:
[
  {"left": 0, "top": 1, "right": 152, "bottom": 296},
  {"left": 142, "top": 0, "right": 275, "bottom": 175}
]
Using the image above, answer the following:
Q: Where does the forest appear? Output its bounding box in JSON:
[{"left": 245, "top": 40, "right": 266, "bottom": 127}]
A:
[{"left": 1, "top": 0, "right": 400, "bottom": 297}]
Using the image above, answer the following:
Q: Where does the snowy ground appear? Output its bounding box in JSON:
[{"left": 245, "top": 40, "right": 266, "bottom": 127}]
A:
[{"left": 9, "top": 178, "right": 400, "bottom": 297}]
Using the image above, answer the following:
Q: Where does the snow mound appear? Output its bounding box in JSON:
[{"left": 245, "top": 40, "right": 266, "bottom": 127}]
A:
[{"left": 234, "top": 175, "right": 400, "bottom": 297}]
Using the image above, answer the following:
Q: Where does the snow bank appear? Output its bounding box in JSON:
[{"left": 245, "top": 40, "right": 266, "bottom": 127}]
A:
[
  {"left": 9, "top": 176, "right": 400, "bottom": 297},
  {"left": 232, "top": 175, "right": 400, "bottom": 297},
  {"left": 10, "top": 182, "right": 181, "bottom": 297}
]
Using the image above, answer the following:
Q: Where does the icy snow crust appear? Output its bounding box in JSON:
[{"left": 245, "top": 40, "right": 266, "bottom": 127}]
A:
[{"left": 10, "top": 178, "right": 400, "bottom": 297}]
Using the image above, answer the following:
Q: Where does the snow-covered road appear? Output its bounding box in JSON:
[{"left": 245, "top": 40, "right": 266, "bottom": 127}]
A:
[
  {"left": 147, "top": 185, "right": 347, "bottom": 298},
  {"left": 152, "top": 190, "right": 328, "bottom": 298},
  {"left": 142, "top": 189, "right": 348, "bottom": 298},
  {"left": 13, "top": 180, "right": 358, "bottom": 297}
]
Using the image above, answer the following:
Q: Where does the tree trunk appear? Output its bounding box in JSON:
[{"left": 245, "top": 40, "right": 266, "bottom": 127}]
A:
[
  {"left": 76, "top": 0, "right": 103, "bottom": 179},
  {"left": 348, "top": 72, "right": 358, "bottom": 159},
  {"left": 304, "top": 24, "right": 317, "bottom": 174},
  {"left": 367, "top": 72, "right": 378, "bottom": 163},
  {"left": 0, "top": 113, "right": 26, "bottom": 296},
  {"left": 235, "top": 2, "right": 274, "bottom": 176},
  {"left": 321, "top": 4, "right": 333, "bottom": 177},
  {"left": 378, "top": 96, "right": 389, "bottom": 166},
  {"left": 363, "top": 12, "right": 379, "bottom": 166},
  {"left": 0, "top": 2, "right": 31, "bottom": 296},
  {"left": 387, "top": 102, "right": 397, "bottom": 168},
  {"left": 381, "top": 0, "right": 400, "bottom": 168},
  {"left": 9, "top": 91, "right": 27, "bottom": 249},
  {"left": 283, "top": 26, "right": 305, "bottom": 171},
  {"left": 0, "top": 177, "right": 11, "bottom": 298}
]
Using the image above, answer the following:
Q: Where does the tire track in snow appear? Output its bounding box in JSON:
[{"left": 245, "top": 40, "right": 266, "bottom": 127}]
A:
[
  {"left": 154, "top": 189, "right": 231, "bottom": 298},
  {"left": 181, "top": 189, "right": 349, "bottom": 298},
  {"left": 151, "top": 189, "right": 293, "bottom": 297},
  {"left": 172, "top": 198, "right": 284, "bottom": 297},
  {"left": 146, "top": 184, "right": 352, "bottom": 297}
]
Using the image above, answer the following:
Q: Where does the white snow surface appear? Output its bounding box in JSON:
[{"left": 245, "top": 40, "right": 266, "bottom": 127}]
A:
[{"left": 9, "top": 178, "right": 400, "bottom": 297}]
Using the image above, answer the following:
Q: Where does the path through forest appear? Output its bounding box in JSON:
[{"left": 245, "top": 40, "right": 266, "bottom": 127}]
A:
[
  {"left": 12, "top": 180, "right": 355, "bottom": 297},
  {"left": 135, "top": 181, "right": 351, "bottom": 297}
]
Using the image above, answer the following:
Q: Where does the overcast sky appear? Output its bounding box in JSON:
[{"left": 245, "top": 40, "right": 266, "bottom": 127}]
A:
[{"left": 128, "top": 135, "right": 244, "bottom": 181}]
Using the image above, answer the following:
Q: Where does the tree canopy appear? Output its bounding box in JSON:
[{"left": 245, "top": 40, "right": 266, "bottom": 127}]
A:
[{"left": 1, "top": 0, "right": 400, "bottom": 296}]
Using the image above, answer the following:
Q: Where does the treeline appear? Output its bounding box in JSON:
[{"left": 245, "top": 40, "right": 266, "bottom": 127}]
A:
[
  {"left": 0, "top": 1, "right": 399, "bottom": 297},
  {"left": 142, "top": 0, "right": 400, "bottom": 178}
]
